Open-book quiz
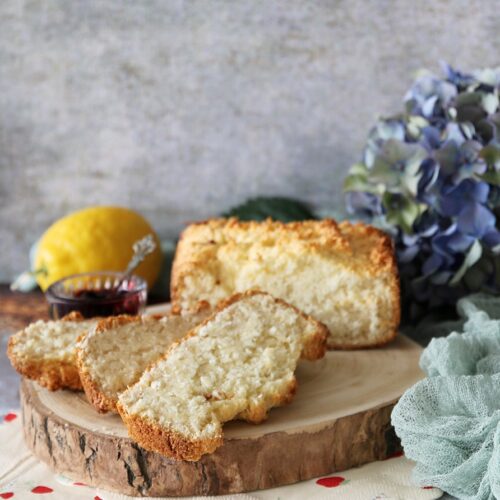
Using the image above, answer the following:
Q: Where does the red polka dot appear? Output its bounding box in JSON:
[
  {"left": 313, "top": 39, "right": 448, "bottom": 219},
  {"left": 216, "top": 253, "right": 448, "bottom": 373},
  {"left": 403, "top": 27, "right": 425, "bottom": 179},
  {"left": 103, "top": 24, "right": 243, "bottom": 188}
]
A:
[
  {"left": 94, "top": 496, "right": 103, "bottom": 500},
  {"left": 72, "top": 482, "right": 87, "bottom": 486},
  {"left": 422, "top": 486, "right": 434, "bottom": 489},
  {"left": 316, "top": 476, "right": 345, "bottom": 487},
  {"left": 31, "top": 486, "right": 53, "bottom": 494},
  {"left": 3, "top": 413, "right": 17, "bottom": 423},
  {"left": 0, "top": 493, "right": 14, "bottom": 499}
]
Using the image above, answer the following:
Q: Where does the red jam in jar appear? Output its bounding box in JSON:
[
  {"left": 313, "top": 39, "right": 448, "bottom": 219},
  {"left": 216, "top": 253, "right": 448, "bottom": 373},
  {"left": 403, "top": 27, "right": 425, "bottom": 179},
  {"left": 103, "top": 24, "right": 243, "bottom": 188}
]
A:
[{"left": 45, "top": 272, "right": 147, "bottom": 319}]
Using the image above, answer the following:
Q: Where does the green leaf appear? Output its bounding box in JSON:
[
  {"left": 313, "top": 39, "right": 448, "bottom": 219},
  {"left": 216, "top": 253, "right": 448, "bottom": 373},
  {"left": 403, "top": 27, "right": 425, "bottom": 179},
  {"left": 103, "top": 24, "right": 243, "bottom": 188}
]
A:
[
  {"left": 223, "top": 197, "right": 317, "bottom": 222},
  {"left": 450, "top": 240, "right": 482, "bottom": 285}
]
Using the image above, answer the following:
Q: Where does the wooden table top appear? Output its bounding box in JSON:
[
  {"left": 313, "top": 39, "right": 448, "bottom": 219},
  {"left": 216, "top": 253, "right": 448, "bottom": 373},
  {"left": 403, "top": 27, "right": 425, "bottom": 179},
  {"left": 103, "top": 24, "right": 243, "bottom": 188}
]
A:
[{"left": 0, "top": 285, "right": 49, "bottom": 332}]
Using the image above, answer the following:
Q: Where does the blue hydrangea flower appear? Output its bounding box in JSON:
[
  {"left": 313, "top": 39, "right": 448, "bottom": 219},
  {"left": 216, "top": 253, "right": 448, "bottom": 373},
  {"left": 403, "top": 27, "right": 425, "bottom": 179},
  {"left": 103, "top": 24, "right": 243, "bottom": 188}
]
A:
[{"left": 344, "top": 64, "right": 500, "bottom": 319}]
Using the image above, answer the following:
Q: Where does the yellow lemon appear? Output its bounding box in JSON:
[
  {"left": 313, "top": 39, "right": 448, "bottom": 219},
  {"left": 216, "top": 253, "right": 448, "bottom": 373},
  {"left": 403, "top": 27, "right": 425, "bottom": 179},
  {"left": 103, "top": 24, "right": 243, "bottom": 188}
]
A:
[{"left": 34, "top": 206, "right": 163, "bottom": 291}]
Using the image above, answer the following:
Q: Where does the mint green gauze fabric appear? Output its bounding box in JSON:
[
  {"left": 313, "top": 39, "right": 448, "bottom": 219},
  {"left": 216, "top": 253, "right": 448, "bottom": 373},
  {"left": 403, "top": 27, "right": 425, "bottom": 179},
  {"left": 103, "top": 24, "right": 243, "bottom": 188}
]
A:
[{"left": 392, "top": 294, "right": 500, "bottom": 500}]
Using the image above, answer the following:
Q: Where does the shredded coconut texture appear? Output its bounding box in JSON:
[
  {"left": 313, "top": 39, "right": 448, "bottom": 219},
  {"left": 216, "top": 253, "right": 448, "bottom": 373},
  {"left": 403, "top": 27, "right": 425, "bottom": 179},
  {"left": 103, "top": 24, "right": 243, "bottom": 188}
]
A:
[
  {"left": 10, "top": 318, "right": 97, "bottom": 363},
  {"left": 171, "top": 218, "right": 400, "bottom": 348},
  {"left": 78, "top": 311, "right": 208, "bottom": 407},
  {"left": 118, "top": 292, "right": 326, "bottom": 450}
]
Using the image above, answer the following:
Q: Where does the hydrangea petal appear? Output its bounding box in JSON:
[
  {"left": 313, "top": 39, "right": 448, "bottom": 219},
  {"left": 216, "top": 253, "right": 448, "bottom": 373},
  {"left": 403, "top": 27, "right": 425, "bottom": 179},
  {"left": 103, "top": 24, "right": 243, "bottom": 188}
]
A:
[
  {"left": 418, "top": 158, "right": 439, "bottom": 194},
  {"left": 423, "top": 95, "right": 439, "bottom": 117},
  {"left": 422, "top": 254, "right": 444, "bottom": 275},
  {"left": 439, "top": 194, "right": 465, "bottom": 217},
  {"left": 375, "top": 120, "right": 406, "bottom": 141},
  {"left": 439, "top": 180, "right": 490, "bottom": 216},
  {"left": 345, "top": 191, "right": 381, "bottom": 216},
  {"left": 344, "top": 62, "right": 500, "bottom": 313},
  {"left": 398, "top": 244, "right": 420, "bottom": 263},
  {"left": 440, "top": 61, "right": 475, "bottom": 87},
  {"left": 433, "top": 230, "right": 475, "bottom": 254},
  {"left": 445, "top": 122, "right": 466, "bottom": 145},
  {"left": 450, "top": 239, "right": 483, "bottom": 285},
  {"left": 483, "top": 230, "right": 500, "bottom": 251},
  {"left": 435, "top": 141, "right": 460, "bottom": 177},
  {"left": 457, "top": 203, "right": 495, "bottom": 237},
  {"left": 482, "top": 93, "right": 499, "bottom": 115},
  {"left": 429, "top": 270, "right": 453, "bottom": 285},
  {"left": 421, "top": 127, "right": 442, "bottom": 150},
  {"left": 474, "top": 67, "right": 500, "bottom": 87},
  {"left": 414, "top": 210, "right": 439, "bottom": 238},
  {"left": 473, "top": 181, "right": 490, "bottom": 203}
]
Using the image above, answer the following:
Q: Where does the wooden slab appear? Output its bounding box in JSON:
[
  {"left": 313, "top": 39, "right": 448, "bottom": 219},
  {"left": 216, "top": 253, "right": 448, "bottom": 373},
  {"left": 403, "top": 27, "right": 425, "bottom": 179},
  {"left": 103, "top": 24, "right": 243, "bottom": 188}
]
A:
[{"left": 21, "top": 321, "right": 423, "bottom": 497}]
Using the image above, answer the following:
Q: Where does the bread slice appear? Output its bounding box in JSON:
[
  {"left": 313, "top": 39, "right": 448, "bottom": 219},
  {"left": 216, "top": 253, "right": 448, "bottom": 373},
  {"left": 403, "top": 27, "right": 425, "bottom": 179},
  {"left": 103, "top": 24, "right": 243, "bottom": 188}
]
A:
[
  {"left": 117, "top": 291, "right": 327, "bottom": 461},
  {"left": 7, "top": 312, "right": 98, "bottom": 391},
  {"left": 77, "top": 310, "right": 209, "bottom": 413},
  {"left": 171, "top": 218, "right": 400, "bottom": 349}
]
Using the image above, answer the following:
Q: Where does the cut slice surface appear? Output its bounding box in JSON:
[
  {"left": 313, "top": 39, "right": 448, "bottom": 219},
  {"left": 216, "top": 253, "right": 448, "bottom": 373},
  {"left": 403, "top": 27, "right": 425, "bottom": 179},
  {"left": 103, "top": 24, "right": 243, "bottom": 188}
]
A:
[
  {"left": 7, "top": 312, "right": 98, "bottom": 391},
  {"left": 117, "top": 291, "right": 327, "bottom": 461},
  {"left": 77, "top": 311, "right": 209, "bottom": 413}
]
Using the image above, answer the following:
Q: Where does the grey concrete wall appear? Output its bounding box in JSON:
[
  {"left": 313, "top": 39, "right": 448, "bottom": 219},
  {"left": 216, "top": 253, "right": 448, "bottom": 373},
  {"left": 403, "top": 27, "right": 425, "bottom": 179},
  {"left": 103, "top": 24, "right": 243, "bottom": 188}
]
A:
[{"left": 1, "top": 0, "right": 499, "bottom": 280}]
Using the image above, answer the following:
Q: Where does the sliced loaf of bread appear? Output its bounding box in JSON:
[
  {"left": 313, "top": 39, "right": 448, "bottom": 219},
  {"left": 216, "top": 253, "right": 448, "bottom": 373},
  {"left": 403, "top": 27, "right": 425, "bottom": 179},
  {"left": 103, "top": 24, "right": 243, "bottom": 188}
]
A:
[
  {"left": 77, "top": 310, "right": 209, "bottom": 413},
  {"left": 117, "top": 291, "right": 327, "bottom": 461},
  {"left": 171, "top": 218, "right": 400, "bottom": 349},
  {"left": 7, "top": 312, "right": 98, "bottom": 391}
]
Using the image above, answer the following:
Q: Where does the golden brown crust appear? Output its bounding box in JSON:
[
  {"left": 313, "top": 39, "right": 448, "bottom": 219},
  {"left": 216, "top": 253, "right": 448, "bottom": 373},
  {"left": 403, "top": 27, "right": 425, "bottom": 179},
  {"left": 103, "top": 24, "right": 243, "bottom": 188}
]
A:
[
  {"left": 7, "top": 312, "right": 89, "bottom": 391},
  {"left": 77, "top": 315, "right": 143, "bottom": 413},
  {"left": 327, "top": 224, "right": 400, "bottom": 350},
  {"left": 171, "top": 218, "right": 400, "bottom": 350},
  {"left": 341, "top": 222, "right": 400, "bottom": 346},
  {"left": 170, "top": 300, "right": 211, "bottom": 317},
  {"left": 60, "top": 311, "right": 85, "bottom": 322},
  {"left": 117, "top": 402, "right": 223, "bottom": 461},
  {"left": 78, "top": 367, "right": 116, "bottom": 413},
  {"left": 6, "top": 350, "right": 82, "bottom": 391},
  {"left": 117, "top": 377, "right": 298, "bottom": 461},
  {"left": 117, "top": 291, "right": 326, "bottom": 461},
  {"left": 171, "top": 218, "right": 392, "bottom": 303},
  {"left": 92, "top": 314, "right": 142, "bottom": 334},
  {"left": 237, "top": 376, "right": 298, "bottom": 424}
]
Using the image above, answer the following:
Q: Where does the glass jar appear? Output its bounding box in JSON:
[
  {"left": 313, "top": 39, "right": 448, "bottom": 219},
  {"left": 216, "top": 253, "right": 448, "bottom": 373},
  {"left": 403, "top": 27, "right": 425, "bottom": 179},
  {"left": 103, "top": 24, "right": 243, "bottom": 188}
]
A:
[{"left": 45, "top": 272, "right": 147, "bottom": 319}]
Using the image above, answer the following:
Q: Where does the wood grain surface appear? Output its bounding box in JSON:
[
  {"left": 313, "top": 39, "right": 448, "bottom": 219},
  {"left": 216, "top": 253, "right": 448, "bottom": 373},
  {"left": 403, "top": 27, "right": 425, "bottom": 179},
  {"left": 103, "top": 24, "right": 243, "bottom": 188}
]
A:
[
  {"left": 0, "top": 286, "right": 48, "bottom": 332},
  {"left": 20, "top": 319, "right": 423, "bottom": 497}
]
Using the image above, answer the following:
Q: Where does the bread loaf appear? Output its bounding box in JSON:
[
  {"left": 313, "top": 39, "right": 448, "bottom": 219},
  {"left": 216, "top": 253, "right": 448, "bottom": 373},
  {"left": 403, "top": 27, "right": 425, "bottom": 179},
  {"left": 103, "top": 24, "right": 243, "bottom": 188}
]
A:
[
  {"left": 7, "top": 312, "right": 97, "bottom": 391},
  {"left": 117, "top": 291, "right": 327, "bottom": 461},
  {"left": 77, "top": 310, "right": 209, "bottom": 413},
  {"left": 171, "top": 218, "right": 400, "bottom": 349}
]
